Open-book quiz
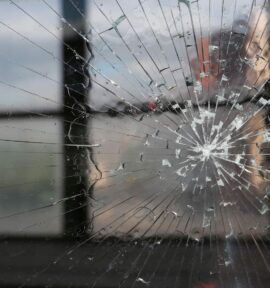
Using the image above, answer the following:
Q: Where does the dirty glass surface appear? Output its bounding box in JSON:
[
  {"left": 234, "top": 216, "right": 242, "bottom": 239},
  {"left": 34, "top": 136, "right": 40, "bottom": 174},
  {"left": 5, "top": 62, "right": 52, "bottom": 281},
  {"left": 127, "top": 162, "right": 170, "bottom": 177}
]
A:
[{"left": 0, "top": 0, "right": 270, "bottom": 287}]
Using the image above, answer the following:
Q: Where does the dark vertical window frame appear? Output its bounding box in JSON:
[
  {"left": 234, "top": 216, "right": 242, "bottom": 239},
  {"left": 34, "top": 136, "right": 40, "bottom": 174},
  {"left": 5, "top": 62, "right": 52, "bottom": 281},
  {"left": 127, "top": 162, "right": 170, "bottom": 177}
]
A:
[{"left": 62, "top": 0, "right": 91, "bottom": 238}]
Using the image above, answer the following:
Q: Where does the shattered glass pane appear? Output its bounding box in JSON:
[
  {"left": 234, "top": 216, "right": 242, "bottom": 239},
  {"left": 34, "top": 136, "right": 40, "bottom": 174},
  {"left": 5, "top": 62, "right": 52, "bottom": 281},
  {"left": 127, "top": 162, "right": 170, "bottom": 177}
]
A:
[
  {"left": 0, "top": 0, "right": 270, "bottom": 287},
  {"left": 89, "top": 0, "right": 270, "bottom": 236}
]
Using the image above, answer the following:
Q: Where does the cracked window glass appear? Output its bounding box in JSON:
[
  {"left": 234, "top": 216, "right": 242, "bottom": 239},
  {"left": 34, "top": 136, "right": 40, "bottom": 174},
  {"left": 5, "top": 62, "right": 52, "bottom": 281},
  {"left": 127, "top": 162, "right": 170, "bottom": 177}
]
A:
[{"left": 0, "top": 0, "right": 270, "bottom": 287}]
